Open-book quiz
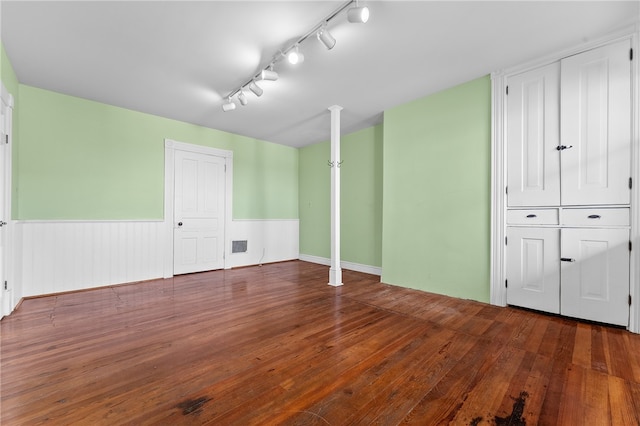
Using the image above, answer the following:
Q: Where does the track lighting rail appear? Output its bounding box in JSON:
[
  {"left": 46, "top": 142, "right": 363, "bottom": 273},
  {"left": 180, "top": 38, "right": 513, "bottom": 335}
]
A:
[{"left": 222, "top": 0, "right": 367, "bottom": 111}]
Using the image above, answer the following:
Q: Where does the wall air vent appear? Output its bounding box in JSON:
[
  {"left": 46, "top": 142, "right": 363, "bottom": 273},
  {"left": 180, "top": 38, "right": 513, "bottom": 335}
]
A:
[{"left": 232, "top": 240, "right": 248, "bottom": 254}]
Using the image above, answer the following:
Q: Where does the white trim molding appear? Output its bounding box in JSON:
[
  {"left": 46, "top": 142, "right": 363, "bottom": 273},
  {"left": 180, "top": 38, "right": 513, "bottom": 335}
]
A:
[
  {"left": 490, "top": 70, "right": 507, "bottom": 307},
  {"left": 163, "top": 139, "right": 233, "bottom": 278},
  {"left": 1, "top": 80, "right": 15, "bottom": 317},
  {"left": 299, "top": 254, "right": 382, "bottom": 277}
]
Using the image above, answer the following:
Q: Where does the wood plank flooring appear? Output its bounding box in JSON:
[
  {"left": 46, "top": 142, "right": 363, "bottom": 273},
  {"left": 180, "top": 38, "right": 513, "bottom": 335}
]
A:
[{"left": 2, "top": 260, "right": 640, "bottom": 425}]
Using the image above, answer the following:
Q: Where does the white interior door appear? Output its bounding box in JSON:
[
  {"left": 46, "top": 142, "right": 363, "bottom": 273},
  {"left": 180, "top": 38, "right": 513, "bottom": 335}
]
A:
[
  {"left": 506, "top": 227, "right": 561, "bottom": 313},
  {"left": 560, "top": 228, "right": 629, "bottom": 326},
  {"left": 560, "top": 39, "right": 631, "bottom": 206},
  {"left": 506, "top": 62, "right": 561, "bottom": 207},
  {"left": 173, "top": 150, "right": 226, "bottom": 275}
]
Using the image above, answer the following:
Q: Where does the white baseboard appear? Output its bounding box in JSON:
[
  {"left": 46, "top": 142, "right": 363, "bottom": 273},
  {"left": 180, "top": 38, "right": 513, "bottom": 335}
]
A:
[{"left": 298, "top": 254, "right": 382, "bottom": 276}]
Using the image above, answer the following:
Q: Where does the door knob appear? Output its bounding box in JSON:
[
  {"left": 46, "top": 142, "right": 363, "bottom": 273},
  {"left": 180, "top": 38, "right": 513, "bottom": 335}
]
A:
[{"left": 178, "top": 222, "right": 183, "bottom": 227}]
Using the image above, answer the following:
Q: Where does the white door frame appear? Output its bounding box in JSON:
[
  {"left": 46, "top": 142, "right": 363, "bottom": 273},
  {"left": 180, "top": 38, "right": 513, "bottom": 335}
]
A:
[
  {"left": 490, "top": 26, "right": 640, "bottom": 332},
  {"left": 1, "top": 81, "right": 15, "bottom": 317},
  {"left": 163, "top": 139, "right": 233, "bottom": 278}
]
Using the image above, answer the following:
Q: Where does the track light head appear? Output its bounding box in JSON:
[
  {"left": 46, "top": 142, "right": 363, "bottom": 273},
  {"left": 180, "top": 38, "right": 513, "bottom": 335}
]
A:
[
  {"left": 222, "top": 97, "right": 236, "bottom": 112},
  {"left": 249, "top": 81, "right": 263, "bottom": 97},
  {"left": 260, "top": 68, "right": 279, "bottom": 81},
  {"left": 287, "top": 46, "right": 304, "bottom": 65},
  {"left": 317, "top": 26, "right": 336, "bottom": 50},
  {"left": 347, "top": 5, "right": 369, "bottom": 23},
  {"left": 237, "top": 90, "right": 248, "bottom": 106}
]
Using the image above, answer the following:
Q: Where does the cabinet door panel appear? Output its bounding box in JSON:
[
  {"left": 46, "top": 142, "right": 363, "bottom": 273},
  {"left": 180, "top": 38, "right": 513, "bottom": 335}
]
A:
[
  {"left": 560, "top": 39, "right": 631, "bottom": 205},
  {"left": 506, "top": 227, "right": 560, "bottom": 313},
  {"left": 506, "top": 63, "right": 561, "bottom": 206},
  {"left": 560, "top": 228, "right": 629, "bottom": 326}
]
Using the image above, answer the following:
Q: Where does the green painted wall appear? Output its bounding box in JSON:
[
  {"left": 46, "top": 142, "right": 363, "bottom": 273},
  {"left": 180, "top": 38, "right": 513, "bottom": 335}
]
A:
[
  {"left": 1, "top": 43, "right": 20, "bottom": 219},
  {"left": 342, "top": 125, "right": 383, "bottom": 266},
  {"left": 299, "top": 124, "right": 383, "bottom": 267},
  {"left": 382, "top": 76, "right": 491, "bottom": 303},
  {"left": 16, "top": 85, "right": 298, "bottom": 220},
  {"left": 299, "top": 141, "right": 330, "bottom": 257}
]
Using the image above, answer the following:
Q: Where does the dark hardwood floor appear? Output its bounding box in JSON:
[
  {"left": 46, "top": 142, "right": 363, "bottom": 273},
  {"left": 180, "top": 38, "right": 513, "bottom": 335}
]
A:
[{"left": 2, "top": 261, "right": 640, "bottom": 425}]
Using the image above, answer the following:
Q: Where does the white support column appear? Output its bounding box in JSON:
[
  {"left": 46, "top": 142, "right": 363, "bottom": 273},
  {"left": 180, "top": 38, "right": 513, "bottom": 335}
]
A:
[{"left": 328, "top": 105, "right": 343, "bottom": 287}]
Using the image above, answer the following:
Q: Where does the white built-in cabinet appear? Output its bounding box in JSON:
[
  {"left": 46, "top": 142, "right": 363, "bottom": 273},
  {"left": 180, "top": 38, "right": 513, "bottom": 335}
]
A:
[{"left": 505, "top": 38, "right": 632, "bottom": 326}]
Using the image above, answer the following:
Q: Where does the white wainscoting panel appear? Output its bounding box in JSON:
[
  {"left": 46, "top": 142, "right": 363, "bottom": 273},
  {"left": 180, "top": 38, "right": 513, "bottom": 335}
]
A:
[
  {"left": 15, "top": 219, "right": 298, "bottom": 299},
  {"left": 17, "top": 221, "right": 166, "bottom": 297},
  {"left": 228, "top": 220, "right": 299, "bottom": 268},
  {"left": 298, "top": 254, "right": 382, "bottom": 276}
]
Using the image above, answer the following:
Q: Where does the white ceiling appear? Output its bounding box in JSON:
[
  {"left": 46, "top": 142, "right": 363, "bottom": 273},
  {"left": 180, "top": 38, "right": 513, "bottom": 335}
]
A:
[{"left": 2, "top": 1, "right": 639, "bottom": 148}]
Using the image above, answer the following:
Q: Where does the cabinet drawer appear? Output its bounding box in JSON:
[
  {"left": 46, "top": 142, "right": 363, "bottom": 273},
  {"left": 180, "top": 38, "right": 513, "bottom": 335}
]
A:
[
  {"left": 561, "top": 208, "right": 629, "bottom": 226},
  {"left": 507, "top": 209, "right": 558, "bottom": 225}
]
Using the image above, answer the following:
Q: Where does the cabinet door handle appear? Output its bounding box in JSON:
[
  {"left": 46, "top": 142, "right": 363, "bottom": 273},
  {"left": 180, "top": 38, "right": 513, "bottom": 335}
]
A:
[
  {"left": 560, "top": 258, "right": 576, "bottom": 262},
  {"left": 526, "top": 214, "right": 537, "bottom": 218},
  {"left": 587, "top": 214, "right": 601, "bottom": 219}
]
